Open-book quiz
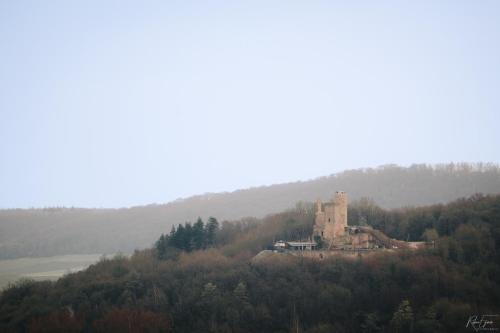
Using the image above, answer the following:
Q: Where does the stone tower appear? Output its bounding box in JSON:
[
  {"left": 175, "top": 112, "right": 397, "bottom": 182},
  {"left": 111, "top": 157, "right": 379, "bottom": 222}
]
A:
[{"left": 313, "top": 191, "right": 348, "bottom": 243}]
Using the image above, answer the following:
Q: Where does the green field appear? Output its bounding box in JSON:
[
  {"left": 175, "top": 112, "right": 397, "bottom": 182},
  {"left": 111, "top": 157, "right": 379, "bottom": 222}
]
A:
[{"left": 0, "top": 254, "right": 106, "bottom": 290}]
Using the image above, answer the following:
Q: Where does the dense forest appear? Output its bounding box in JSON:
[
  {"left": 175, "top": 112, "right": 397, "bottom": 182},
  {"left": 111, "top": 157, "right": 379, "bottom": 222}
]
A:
[
  {"left": 1, "top": 163, "right": 500, "bottom": 259},
  {"left": 1, "top": 194, "right": 499, "bottom": 332}
]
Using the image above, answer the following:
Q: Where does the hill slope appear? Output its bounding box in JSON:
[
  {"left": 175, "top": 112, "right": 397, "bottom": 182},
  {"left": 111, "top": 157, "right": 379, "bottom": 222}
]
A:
[
  {"left": 1, "top": 194, "right": 499, "bottom": 333},
  {"left": 1, "top": 163, "right": 499, "bottom": 259}
]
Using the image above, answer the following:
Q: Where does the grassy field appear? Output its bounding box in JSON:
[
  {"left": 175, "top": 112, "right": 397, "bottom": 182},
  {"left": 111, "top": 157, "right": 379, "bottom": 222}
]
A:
[{"left": 0, "top": 254, "right": 106, "bottom": 290}]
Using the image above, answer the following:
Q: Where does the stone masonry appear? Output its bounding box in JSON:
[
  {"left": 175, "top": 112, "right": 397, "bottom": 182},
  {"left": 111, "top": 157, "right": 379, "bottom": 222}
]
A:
[{"left": 313, "top": 191, "right": 348, "bottom": 244}]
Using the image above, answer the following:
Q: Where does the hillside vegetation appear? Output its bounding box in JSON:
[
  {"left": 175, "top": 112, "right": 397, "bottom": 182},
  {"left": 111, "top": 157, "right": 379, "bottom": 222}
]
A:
[
  {"left": 1, "top": 194, "right": 499, "bottom": 332},
  {"left": 1, "top": 163, "right": 499, "bottom": 259}
]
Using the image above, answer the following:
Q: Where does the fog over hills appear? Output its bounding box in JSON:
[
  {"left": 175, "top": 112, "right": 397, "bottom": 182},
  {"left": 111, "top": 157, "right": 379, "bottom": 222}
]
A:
[{"left": 1, "top": 163, "right": 499, "bottom": 259}]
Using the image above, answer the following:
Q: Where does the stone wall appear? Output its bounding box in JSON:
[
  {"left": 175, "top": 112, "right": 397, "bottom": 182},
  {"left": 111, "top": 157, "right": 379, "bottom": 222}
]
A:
[
  {"left": 333, "top": 191, "right": 348, "bottom": 238},
  {"left": 314, "top": 191, "right": 348, "bottom": 244},
  {"left": 288, "top": 248, "right": 394, "bottom": 260}
]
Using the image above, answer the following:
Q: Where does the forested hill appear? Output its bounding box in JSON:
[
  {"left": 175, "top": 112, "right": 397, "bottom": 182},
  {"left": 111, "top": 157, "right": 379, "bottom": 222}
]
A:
[
  {"left": 1, "top": 163, "right": 500, "bottom": 259},
  {"left": 1, "top": 194, "right": 500, "bottom": 332}
]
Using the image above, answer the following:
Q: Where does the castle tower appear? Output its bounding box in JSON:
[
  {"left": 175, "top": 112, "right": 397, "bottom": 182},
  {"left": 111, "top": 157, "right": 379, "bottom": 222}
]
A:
[
  {"left": 313, "top": 199, "right": 325, "bottom": 238},
  {"left": 332, "top": 191, "right": 348, "bottom": 238},
  {"left": 313, "top": 191, "right": 348, "bottom": 243},
  {"left": 316, "top": 199, "right": 322, "bottom": 213}
]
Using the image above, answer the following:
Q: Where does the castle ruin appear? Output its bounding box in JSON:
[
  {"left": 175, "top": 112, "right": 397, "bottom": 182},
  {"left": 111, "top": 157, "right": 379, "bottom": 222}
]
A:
[
  {"left": 314, "top": 191, "right": 348, "bottom": 242},
  {"left": 313, "top": 191, "right": 426, "bottom": 250},
  {"left": 273, "top": 191, "right": 428, "bottom": 253}
]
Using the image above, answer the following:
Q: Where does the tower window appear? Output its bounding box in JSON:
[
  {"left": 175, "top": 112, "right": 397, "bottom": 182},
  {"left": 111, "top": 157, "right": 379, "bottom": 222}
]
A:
[{"left": 328, "top": 218, "right": 330, "bottom": 222}]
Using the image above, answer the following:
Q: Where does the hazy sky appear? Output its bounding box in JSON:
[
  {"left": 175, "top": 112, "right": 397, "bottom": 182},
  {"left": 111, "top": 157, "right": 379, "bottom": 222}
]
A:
[{"left": 1, "top": 1, "right": 499, "bottom": 208}]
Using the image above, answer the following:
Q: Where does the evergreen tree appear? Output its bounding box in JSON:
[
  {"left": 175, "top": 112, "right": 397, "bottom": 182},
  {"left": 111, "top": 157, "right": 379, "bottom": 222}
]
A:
[
  {"left": 171, "top": 224, "right": 185, "bottom": 249},
  {"left": 155, "top": 234, "right": 167, "bottom": 259},
  {"left": 184, "top": 222, "right": 193, "bottom": 252},
  {"left": 169, "top": 225, "right": 176, "bottom": 237},
  {"left": 206, "top": 217, "right": 219, "bottom": 246},
  {"left": 193, "top": 218, "right": 205, "bottom": 250}
]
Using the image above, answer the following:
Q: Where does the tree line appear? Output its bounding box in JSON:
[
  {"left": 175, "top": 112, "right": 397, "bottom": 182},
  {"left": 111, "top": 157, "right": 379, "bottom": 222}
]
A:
[
  {"left": 2, "top": 162, "right": 500, "bottom": 260},
  {"left": 1, "top": 194, "right": 499, "bottom": 332},
  {"left": 155, "top": 217, "right": 219, "bottom": 259}
]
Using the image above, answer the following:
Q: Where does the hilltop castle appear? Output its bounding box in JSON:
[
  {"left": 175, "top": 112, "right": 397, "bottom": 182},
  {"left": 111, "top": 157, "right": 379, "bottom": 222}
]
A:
[
  {"left": 273, "top": 191, "right": 427, "bottom": 252},
  {"left": 314, "top": 191, "right": 348, "bottom": 242},
  {"left": 313, "top": 191, "right": 376, "bottom": 249},
  {"left": 313, "top": 191, "right": 426, "bottom": 250}
]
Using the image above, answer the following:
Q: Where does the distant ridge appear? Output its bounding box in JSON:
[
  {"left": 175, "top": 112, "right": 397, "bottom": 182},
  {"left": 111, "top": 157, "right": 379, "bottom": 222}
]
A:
[{"left": 1, "top": 163, "right": 499, "bottom": 259}]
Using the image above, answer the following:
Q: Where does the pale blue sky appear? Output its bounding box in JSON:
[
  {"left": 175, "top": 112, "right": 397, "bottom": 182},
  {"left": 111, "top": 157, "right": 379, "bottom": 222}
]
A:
[{"left": 1, "top": 1, "right": 499, "bottom": 208}]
